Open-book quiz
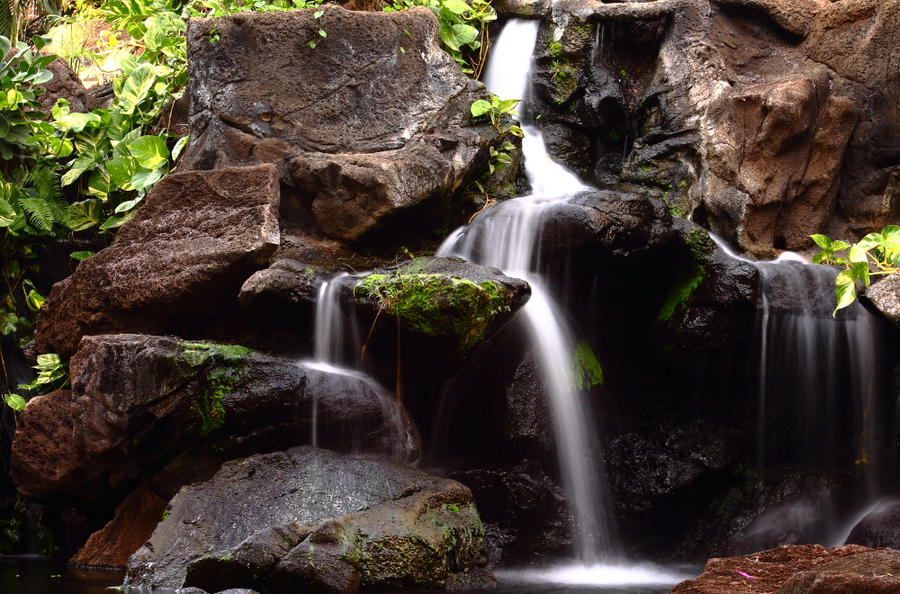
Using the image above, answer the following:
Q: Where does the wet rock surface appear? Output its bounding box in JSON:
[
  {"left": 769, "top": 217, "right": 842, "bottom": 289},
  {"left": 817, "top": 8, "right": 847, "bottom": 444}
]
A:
[
  {"left": 28, "top": 165, "right": 281, "bottom": 359},
  {"left": 182, "top": 6, "right": 501, "bottom": 244},
  {"left": 11, "top": 334, "right": 417, "bottom": 500},
  {"left": 672, "top": 544, "right": 900, "bottom": 594},
  {"left": 124, "top": 446, "right": 489, "bottom": 592},
  {"left": 864, "top": 274, "right": 900, "bottom": 329},
  {"left": 846, "top": 498, "right": 900, "bottom": 549}
]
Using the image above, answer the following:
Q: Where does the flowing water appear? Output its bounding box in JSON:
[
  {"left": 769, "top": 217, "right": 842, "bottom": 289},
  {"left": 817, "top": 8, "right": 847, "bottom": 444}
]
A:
[
  {"left": 438, "top": 18, "right": 689, "bottom": 588},
  {"left": 711, "top": 235, "right": 886, "bottom": 544}
]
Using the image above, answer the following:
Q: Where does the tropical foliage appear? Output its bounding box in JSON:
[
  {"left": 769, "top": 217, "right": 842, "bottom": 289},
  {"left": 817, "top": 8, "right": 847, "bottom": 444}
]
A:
[{"left": 811, "top": 226, "right": 900, "bottom": 315}]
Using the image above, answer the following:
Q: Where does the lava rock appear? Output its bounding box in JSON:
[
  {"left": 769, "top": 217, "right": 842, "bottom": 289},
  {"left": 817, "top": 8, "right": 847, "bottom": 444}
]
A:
[
  {"left": 863, "top": 273, "right": 900, "bottom": 329},
  {"left": 11, "top": 334, "right": 417, "bottom": 499},
  {"left": 124, "top": 446, "right": 490, "bottom": 592},
  {"left": 672, "top": 544, "right": 900, "bottom": 594},
  {"left": 182, "top": 6, "right": 501, "bottom": 244},
  {"left": 28, "top": 165, "right": 281, "bottom": 358}
]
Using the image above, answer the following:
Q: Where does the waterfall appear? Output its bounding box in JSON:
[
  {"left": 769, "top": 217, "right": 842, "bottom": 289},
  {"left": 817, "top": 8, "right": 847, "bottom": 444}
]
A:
[
  {"left": 439, "top": 18, "right": 615, "bottom": 565},
  {"left": 711, "top": 235, "right": 886, "bottom": 542}
]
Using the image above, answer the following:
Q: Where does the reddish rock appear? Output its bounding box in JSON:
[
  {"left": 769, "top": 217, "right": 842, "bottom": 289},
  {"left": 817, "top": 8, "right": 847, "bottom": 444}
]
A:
[
  {"left": 9, "top": 390, "right": 91, "bottom": 499},
  {"left": 70, "top": 479, "right": 167, "bottom": 569},
  {"left": 29, "top": 164, "right": 280, "bottom": 358},
  {"left": 672, "top": 544, "right": 900, "bottom": 593}
]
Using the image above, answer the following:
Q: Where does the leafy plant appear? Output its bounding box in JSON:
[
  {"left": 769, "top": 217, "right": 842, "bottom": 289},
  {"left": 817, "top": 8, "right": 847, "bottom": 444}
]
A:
[
  {"left": 385, "top": 0, "right": 495, "bottom": 77},
  {"left": 811, "top": 226, "right": 900, "bottom": 315},
  {"left": 470, "top": 93, "right": 522, "bottom": 174}
]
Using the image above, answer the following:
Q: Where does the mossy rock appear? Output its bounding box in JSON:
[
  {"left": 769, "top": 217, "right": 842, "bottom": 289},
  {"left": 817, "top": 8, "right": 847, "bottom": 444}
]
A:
[{"left": 352, "top": 257, "right": 530, "bottom": 352}]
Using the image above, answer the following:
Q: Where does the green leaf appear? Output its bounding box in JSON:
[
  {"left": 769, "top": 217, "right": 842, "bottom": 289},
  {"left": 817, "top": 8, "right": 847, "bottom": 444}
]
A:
[
  {"left": 67, "top": 199, "right": 104, "bottom": 231},
  {"left": 852, "top": 260, "right": 870, "bottom": 288},
  {"left": 24, "top": 288, "right": 44, "bottom": 312},
  {"left": 3, "top": 393, "right": 26, "bottom": 412},
  {"left": 496, "top": 98, "right": 520, "bottom": 114},
  {"left": 70, "top": 251, "right": 94, "bottom": 261},
  {"left": 451, "top": 23, "right": 479, "bottom": 46},
  {"left": 86, "top": 170, "right": 112, "bottom": 201},
  {"left": 129, "top": 168, "right": 163, "bottom": 192},
  {"left": 830, "top": 240, "right": 851, "bottom": 252},
  {"left": 108, "top": 156, "right": 137, "bottom": 190},
  {"left": 470, "top": 99, "right": 491, "bottom": 118},
  {"left": 833, "top": 269, "right": 858, "bottom": 316},
  {"left": 0, "top": 311, "right": 17, "bottom": 335},
  {"left": 127, "top": 135, "right": 169, "bottom": 170},
  {"left": 848, "top": 244, "right": 868, "bottom": 264},
  {"left": 882, "top": 225, "right": 900, "bottom": 241},
  {"left": 114, "top": 195, "right": 144, "bottom": 214},
  {"left": 116, "top": 63, "right": 157, "bottom": 115},
  {"left": 810, "top": 234, "right": 833, "bottom": 250},
  {"left": 100, "top": 211, "right": 134, "bottom": 230},
  {"left": 442, "top": 0, "right": 471, "bottom": 14},
  {"left": 171, "top": 134, "right": 189, "bottom": 161},
  {"left": 0, "top": 197, "right": 15, "bottom": 227},
  {"left": 0, "top": 37, "right": 10, "bottom": 60},
  {"left": 857, "top": 233, "right": 881, "bottom": 251},
  {"left": 61, "top": 153, "right": 98, "bottom": 187}
]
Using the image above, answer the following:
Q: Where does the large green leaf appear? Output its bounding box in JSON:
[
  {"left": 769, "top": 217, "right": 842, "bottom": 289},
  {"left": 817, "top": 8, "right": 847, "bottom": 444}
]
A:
[
  {"left": 3, "top": 393, "right": 26, "bottom": 412},
  {"left": 67, "top": 199, "right": 104, "bottom": 231},
  {"left": 470, "top": 99, "right": 491, "bottom": 118},
  {"left": 86, "top": 169, "right": 112, "bottom": 201},
  {"left": 127, "top": 135, "right": 169, "bottom": 170},
  {"left": 451, "top": 23, "right": 478, "bottom": 46},
  {"left": 108, "top": 155, "right": 137, "bottom": 190},
  {"left": 116, "top": 63, "right": 157, "bottom": 115},
  {"left": 61, "top": 153, "right": 99, "bottom": 187},
  {"left": 833, "top": 269, "right": 858, "bottom": 316},
  {"left": 441, "top": 0, "right": 470, "bottom": 14}
]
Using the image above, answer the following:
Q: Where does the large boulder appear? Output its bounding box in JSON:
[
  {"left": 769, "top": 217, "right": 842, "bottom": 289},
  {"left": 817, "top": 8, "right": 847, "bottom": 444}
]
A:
[
  {"left": 11, "top": 334, "right": 417, "bottom": 499},
  {"left": 124, "top": 446, "right": 490, "bottom": 592},
  {"left": 672, "top": 544, "right": 900, "bottom": 594},
  {"left": 28, "top": 165, "right": 281, "bottom": 358},
  {"left": 182, "top": 6, "right": 502, "bottom": 244}
]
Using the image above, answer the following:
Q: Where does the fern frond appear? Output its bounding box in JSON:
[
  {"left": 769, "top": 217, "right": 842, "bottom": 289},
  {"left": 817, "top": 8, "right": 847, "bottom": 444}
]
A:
[{"left": 19, "top": 195, "right": 55, "bottom": 231}]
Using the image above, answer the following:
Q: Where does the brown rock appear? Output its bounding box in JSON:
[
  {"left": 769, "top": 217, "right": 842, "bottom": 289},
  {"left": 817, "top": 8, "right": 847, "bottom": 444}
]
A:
[
  {"left": 9, "top": 390, "right": 89, "bottom": 499},
  {"left": 11, "top": 334, "right": 418, "bottom": 500},
  {"left": 672, "top": 544, "right": 900, "bottom": 594},
  {"left": 70, "top": 479, "right": 167, "bottom": 569},
  {"left": 181, "top": 6, "right": 500, "bottom": 244},
  {"left": 36, "top": 58, "right": 95, "bottom": 114},
  {"left": 29, "top": 165, "right": 280, "bottom": 358}
]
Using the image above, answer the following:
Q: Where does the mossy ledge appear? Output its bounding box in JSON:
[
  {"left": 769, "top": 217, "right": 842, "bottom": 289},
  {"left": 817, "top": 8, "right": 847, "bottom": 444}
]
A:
[
  {"left": 354, "top": 272, "right": 511, "bottom": 351},
  {"left": 179, "top": 341, "right": 255, "bottom": 436}
]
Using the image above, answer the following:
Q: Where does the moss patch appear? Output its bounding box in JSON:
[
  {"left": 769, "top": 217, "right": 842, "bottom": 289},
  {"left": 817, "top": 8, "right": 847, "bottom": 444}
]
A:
[
  {"left": 354, "top": 272, "right": 510, "bottom": 351},
  {"left": 572, "top": 342, "right": 604, "bottom": 389},
  {"left": 179, "top": 341, "right": 254, "bottom": 436},
  {"left": 686, "top": 228, "right": 715, "bottom": 262},
  {"left": 657, "top": 263, "right": 705, "bottom": 322}
]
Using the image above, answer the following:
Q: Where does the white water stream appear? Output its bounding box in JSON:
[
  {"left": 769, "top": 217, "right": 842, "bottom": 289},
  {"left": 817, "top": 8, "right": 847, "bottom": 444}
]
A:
[
  {"left": 711, "top": 235, "right": 884, "bottom": 545},
  {"left": 439, "top": 18, "right": 689, "bottom": 586}
]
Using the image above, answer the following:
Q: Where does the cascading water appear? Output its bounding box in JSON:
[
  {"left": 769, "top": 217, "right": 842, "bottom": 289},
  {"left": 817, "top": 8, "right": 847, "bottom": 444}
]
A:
[
  {"left": 304, "top": 274, "right": 413, "bottom": 459},
  {"left": 712, "top": 235, "right": 887, "bottom": 544},
  {"left": 438, "top": 18, "right": 689, "bottom": 587}
]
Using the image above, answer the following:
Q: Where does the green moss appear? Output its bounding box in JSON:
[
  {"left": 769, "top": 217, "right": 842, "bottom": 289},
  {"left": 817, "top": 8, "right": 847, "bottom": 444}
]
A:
[
  {"left": 178, "top": 341, "right": 253, "bottom": 437},
  {"left": 657, "top": 263, "right": 705, "bottom": 322},
  {"left": 572, "top": 342, "right": 603, "bottom": 389},
  {"left": 354, "top": 272, "right": 510, "bottom": 351},
  {"left": 686, "top": 228, "right": 715, "bottom": 262}
]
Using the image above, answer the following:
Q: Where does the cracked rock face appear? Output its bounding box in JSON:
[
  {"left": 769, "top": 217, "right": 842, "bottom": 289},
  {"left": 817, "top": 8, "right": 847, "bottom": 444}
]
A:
[
  {"left": 28, "top": 165, "right": 281, "bottom": 358},
  {"left": 182, "top": 6, "right": 500, "bottom": 244},
  {"left": 517, "top": 0, "right": 898, "bottom": 257}
]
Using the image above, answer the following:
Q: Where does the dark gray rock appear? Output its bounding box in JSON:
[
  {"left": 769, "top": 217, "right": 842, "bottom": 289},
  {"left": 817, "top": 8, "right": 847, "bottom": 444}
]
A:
[
  {"left": 846, "top": 498, "right": 900, "bottom": 549},
  {"left": 124, "top": 446, "right": 489, "bottom": 592},
  {"left": 182, "top": 6, "right": 501, "bottom": 244},
  {"left": 11, "top": 334, "right": 417, "bottom": 499}
]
